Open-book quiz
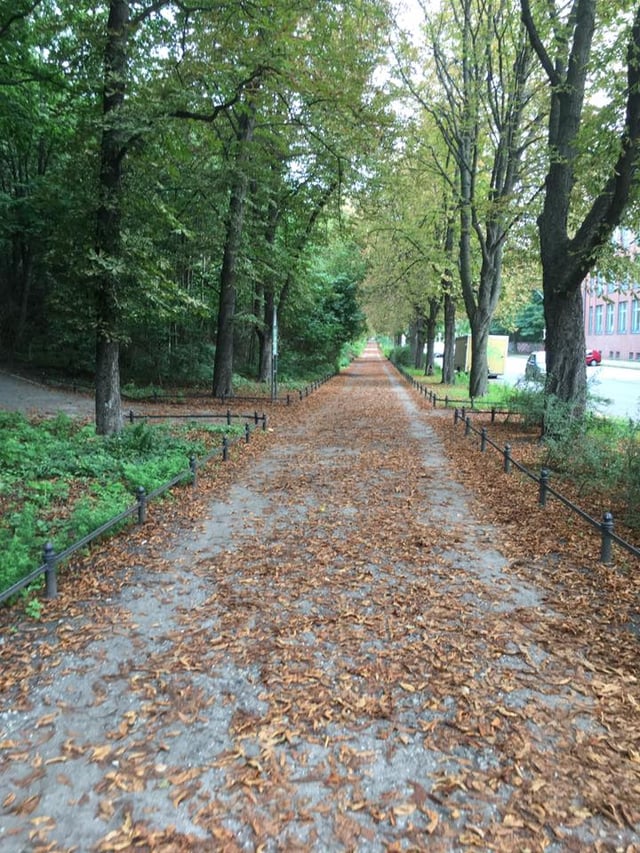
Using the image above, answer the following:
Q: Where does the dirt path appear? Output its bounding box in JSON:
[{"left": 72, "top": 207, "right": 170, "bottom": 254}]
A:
[
  {"left": 1, "top": 345, "right": 638, "bottom": 851},
  {"left": 0, "top": 369, "right": 95, "bottom": 418}
]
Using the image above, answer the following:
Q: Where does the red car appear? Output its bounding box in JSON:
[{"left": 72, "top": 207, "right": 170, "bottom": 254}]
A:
[{"left": 586, "top": 348, "right": 601, "bottom": 366}]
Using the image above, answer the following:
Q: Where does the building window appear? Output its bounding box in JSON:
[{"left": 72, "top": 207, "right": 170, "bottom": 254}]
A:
[
  {"left": 619, "top": 300, "right": 628, "bottom": 333},
  {"left": 588, "top": 306, "right": 594, "bottom": 333},
  {"left": 632, "top": 299, "right": 640, "bottom": 333},
  {"left": 606, "top": 302, "right": 615, "bottom": 333},
  {"left": 595, "top": 304, "right": 603, "bottom": 333}
]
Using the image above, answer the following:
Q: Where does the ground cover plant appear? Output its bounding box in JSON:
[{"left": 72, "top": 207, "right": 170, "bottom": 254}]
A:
[{"left": 0, "top": 412, "right": 243, "bottom": 601}]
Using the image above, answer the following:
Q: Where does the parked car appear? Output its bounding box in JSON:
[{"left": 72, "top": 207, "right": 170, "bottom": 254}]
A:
[
  {"left": 525, "top": 350, "right": 546, "bottom": 380},
  {"left": 525, "top": 348, "right": 601, "bottom": 380}
]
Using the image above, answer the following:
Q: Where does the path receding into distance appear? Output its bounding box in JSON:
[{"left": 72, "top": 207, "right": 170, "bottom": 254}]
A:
[{"left": 1, "top": 343, "right": 638, "bottom": 851}]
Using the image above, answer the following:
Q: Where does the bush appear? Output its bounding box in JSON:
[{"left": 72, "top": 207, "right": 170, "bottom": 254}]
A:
[{"left": 388, "top": 345, "right": 412, "bottom": 367}]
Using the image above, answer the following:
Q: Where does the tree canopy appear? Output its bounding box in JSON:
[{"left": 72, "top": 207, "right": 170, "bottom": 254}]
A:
[{"left": 2, "top": 0, "right": 640, "bottom": 427}]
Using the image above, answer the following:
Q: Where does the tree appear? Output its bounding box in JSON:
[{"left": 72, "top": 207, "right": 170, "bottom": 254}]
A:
[
  {"left": 521, "top": 0, "right": 640, "bottom": 413},
  {"left": 94, "top": 0, "right": 129, "bottom": 435},
  {"left": 424, "top": 0, "right": 539, "bottom": 397}
]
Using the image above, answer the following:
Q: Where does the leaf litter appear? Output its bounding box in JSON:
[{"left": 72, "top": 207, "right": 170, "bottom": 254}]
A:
[{"left": 0, "top": 344, "right": 639, "bottom": 851}]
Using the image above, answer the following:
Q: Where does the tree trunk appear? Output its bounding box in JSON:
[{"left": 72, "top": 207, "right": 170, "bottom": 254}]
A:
[
  {"left": 469, "top": 313, "right": 490, "bottom": 398},
  {"left": 94, "top": 0, "right": 128, "bottom": 435},
  {"left": 212, "top": 106, "right": 256, "bottom": 398},
  {"left": 424, "top": 296, "right": 440, "bottom": 376},
  {"left": 441, "top": 290, "right": 456, "bottom": 385},
  {"left": 411, "top": 308, "right": 425, "bottom": 369},
  {"left": 542, "top": 286, "right": 587, "bottom": 414},
  {"left": 258, "top": 289, "right": 274, "bottom": 383}
]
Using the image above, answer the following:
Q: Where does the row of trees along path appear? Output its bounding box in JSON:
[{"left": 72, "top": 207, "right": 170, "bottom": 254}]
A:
[{"left": 1, "top": 344, "right": 639, "bottom": 851}]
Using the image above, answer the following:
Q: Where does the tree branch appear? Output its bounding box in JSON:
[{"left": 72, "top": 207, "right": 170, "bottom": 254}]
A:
[
  {"left": 520, "top": 0, "right": 559, "bottom": 85},
  {"left": 0, "top": 0, "right": 43, "bottom": 39}
]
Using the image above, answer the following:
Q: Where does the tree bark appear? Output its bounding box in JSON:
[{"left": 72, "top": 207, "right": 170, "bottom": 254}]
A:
[
  {"left": 424, "top": 296, "right": 440, "bottom": 376},
  {"left": 441, "top": 289, "right": 456, "bottom": 385},
  {"left": 212, "top": 105, "right": 256, "bottom": 397},
  {"left": 258, "top": 289, "right": 274, "bottom": 383},
  {"left": 94, "top": 0, "right": 128, "bottom": 435}
]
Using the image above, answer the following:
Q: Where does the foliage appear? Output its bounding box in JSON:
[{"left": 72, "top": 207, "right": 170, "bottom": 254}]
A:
[
  {"left": 388, "top": 345, "right": 413, "bottom": 367},
  {"left": 0, "top": 413, "right": 239, "bottom": 598}
]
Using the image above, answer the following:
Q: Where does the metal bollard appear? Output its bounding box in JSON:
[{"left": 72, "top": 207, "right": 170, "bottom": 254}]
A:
[
  {"left": 262, "top": 414, "right": 267, "bottom": 431},
  {"left": 222, "top": 435, "right": 229, "bottom": 461},
  {"left": 226, "top": 409, "right": 232, "bottom": 425},
  {"left": 245, "top": 423, "right": 250, "bottom": 443},
  {"left": 454, "top": 408, "right": 459, "bottom": 425},
  {"left": 137, "top": 486, "right": 147, "bottom": 523},
  {"left": 44, "top": 542, "right": 57, "bottom": 600},
  {"left": 465, "top": 416, "right": 471, "bottom": 436},
  {"left": 189, "top": 455, "right": 198, "bottom": 490},
  {"left": 504, "top": 444, "right": 511, "bottom": 473},
  {"left": 600, "top": 512, "right": 614, "bottom": 565},
  {"left": 480, "top": 427, "right": 487, "bottom": 452},
  {"left": 538, "top": 468, "right": 549, "bottom": 506}
]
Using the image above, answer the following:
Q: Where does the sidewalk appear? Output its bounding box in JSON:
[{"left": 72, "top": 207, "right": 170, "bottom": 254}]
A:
[{"left": 1, "top": 345, "right": 638, "bottom": 851}]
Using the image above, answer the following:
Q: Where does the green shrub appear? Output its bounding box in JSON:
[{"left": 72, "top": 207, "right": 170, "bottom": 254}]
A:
[{"left": 0, "top": 417, "right": 243, "bottom": 600}]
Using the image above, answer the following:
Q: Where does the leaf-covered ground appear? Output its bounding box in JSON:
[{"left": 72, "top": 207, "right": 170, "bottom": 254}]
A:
[{"left": 1, "top": 344, "right": 639, "bottom": 852}]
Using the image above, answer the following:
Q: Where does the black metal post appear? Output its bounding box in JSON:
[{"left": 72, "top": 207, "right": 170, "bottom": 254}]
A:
[
  {"left": 504, "top": 444, "right": 511, "bottom": 473},
  {"left": 465, "top": 416, "right": 471, "bottom": 436},
  {"left": 44, "top": 541, "right": 57, "bottom": 600},
  {"left": 245, "top": 423, "right": 250, "bottom": 443},
  {"left": 480, "top": 427, "right": 487, "bottom": 452},
  {"left": 600, "top": 512, "right": 614, "bottom": 564},
  {"left": 189, "top": 456, "right": 198, "bottom": 490},
  {"left": 538, "top": 468, "right": 549, "bottom": 506},
  {"left": 222, "top": 435, "right": 229, "bottom": 461},
  {"left": 137, "top": 486, "right": 147, "bottom": 523}
]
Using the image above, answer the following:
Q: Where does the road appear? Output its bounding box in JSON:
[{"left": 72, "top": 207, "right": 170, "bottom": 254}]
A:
[{"left": 500, "top": 355, "right": 640, "bottom": 420}]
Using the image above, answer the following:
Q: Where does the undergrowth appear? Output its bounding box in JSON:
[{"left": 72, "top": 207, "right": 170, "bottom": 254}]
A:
[{"left": 0, "top": 413, "right": 243, "bottom": 602}]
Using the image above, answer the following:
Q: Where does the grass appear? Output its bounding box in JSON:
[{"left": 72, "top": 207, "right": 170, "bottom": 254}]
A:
[{"left": 0, "top": 412, "right": 243, "bottom": 602}]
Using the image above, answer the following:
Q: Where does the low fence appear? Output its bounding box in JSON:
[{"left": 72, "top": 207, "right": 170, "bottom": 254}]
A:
[
  {"left": 395, "top": 364, "right": 513, "bottom": 418},
  {"left": 0, "top": 412, "right": 268, "bottom": 606},
  {"left": 42, "top": 372, "right": 336, "bottom": 406},
  {"left": 453, "top": 408, "right": 640, "bottom": 566}
]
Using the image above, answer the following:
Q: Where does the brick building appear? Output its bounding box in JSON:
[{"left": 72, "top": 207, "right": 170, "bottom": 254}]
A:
[{"left": 583, "top": 228, "right": 640, "bottom": 362}]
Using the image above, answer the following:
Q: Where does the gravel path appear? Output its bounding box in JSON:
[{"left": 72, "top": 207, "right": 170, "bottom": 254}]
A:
[
  {"left": 0, "top": 369, "right": 95, "bottom": 418},
  {"left": 0, "top": 345, "right": 638, "bottom": 851}
]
